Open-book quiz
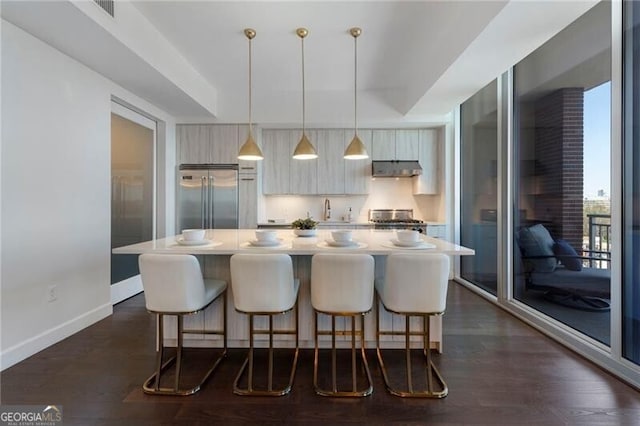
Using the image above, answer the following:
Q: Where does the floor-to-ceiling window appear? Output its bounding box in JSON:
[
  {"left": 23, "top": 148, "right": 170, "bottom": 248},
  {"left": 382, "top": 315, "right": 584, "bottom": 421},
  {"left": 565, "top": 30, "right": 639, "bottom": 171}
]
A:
[
  {"left": 460, "top": 80, "right": 498, "bottom": 295},
  {"left": 512, "top": 2, "right": 611, "bottom": 344},
  {"left": 623, "top": 0, "right": 640, "bottom": 365}
]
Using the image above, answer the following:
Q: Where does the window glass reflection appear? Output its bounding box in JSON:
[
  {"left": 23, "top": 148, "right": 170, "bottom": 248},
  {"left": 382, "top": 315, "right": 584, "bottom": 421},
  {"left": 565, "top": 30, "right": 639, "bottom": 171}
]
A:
[{"left": 513, "top": 2, "right": 611, "bottom": 345}]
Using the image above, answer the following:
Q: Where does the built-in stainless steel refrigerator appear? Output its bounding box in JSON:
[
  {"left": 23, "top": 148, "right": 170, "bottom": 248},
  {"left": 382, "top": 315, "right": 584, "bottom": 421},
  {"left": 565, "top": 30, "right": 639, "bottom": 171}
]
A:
[{"left": 177, "top": 164, "right": 239, "bottom": 230}]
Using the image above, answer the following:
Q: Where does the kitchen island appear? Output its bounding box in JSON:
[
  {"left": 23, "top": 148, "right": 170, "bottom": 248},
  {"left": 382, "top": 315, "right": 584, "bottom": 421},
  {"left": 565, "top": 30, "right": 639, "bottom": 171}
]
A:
[{"left": 113, "top": 229, "right": 474, "bottom": 351}]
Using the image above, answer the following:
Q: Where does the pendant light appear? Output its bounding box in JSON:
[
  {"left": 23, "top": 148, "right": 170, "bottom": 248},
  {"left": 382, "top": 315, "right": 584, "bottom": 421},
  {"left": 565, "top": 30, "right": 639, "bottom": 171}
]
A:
[
  {"left": 344, "top": 27, "right": 368, "bottom": 160},
  {"left": 292, "top": 27, "right": 318, "bottom": 160},
  {"left": 238, "top": 28, "right": 264, "bottom": 161}
]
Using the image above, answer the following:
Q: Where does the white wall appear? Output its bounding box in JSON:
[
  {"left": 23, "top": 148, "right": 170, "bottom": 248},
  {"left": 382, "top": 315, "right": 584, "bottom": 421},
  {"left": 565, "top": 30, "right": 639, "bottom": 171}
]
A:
[{"left": 0, "top": 20, "right": 175, "bottom": 370}]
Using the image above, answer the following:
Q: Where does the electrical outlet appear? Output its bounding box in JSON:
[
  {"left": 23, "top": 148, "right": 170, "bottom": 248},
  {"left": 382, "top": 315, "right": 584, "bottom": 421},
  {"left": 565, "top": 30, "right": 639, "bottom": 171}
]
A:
[{"left": 48, "top": 285, "right": 57, "bottom": 302}]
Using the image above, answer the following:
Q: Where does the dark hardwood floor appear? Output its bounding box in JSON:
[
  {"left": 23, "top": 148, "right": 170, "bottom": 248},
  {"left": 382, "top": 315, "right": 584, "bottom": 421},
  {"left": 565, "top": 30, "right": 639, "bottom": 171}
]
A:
[{"left": 2, "top": 282, "right": 639, "bottom": 425}]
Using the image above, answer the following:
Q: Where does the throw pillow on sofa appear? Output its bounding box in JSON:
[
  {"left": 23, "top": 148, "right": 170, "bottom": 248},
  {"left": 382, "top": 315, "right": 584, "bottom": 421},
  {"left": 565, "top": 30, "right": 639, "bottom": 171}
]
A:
[
  {"left": 518, "top": 224, "right": 557, "bottom": 273},
  {"left": 553, "top": 239, "right": 583, "bottom": 271}
]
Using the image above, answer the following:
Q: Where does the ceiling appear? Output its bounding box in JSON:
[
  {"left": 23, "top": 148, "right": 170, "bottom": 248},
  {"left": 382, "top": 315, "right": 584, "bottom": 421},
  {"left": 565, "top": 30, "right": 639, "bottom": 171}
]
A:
[{"left": 1, "top": 1, "right": 600, "bottom": 125}]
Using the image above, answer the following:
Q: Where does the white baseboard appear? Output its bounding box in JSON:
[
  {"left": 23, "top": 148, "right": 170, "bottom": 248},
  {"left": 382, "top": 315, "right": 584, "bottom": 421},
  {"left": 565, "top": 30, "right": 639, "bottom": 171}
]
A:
[
  {"left": 0, "top": 302, "right": 113, "bottom": 371},
  {"left": 111, "top": 275, "right": 143, "bottom": 305}
]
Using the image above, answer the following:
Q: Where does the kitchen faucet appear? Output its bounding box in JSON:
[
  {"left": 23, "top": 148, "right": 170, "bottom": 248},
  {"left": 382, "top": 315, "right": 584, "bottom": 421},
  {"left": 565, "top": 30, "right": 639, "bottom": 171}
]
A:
[{"left": 323, "top": 198, "right": 331, "bottom": 221}]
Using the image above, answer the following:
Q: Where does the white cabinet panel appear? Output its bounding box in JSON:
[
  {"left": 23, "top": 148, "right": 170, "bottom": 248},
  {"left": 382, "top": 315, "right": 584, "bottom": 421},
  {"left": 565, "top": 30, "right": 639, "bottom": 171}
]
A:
[
  {"left": 239, "top": 174, "right": 258, "bottom": 229},
  {"left": 262, "top": 129, "right": 291, "bottom": 194},
  {"left": 290, "top": 129, "right": 318, "bottom": 194},
  {"left": 413, "top": 128, "right": 440, "bottom": 194},
  {"left": 316, "top": 129, "right": 345, "bottom": 194},
  {"left": 395, "top": 129, "right": 420, "bottom": 160},
  {"left": 344, "top": 129, "right": 372, "bottom": 194},
  {"left": 371, "top": 129, "right": 396, "bottom": 160}
]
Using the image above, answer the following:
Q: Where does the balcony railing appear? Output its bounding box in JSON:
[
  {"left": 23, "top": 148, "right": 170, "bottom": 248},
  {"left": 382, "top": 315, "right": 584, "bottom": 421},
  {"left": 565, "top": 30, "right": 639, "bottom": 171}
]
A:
[{"left": 585, "top": 214, "right": 611, "bottom": 269}]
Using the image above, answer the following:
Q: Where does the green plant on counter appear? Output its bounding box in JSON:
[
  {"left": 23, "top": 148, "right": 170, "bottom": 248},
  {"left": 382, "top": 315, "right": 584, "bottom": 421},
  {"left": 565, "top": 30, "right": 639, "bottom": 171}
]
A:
[{"left": 291, "top": 218, "right": 318, "bottom": 230}]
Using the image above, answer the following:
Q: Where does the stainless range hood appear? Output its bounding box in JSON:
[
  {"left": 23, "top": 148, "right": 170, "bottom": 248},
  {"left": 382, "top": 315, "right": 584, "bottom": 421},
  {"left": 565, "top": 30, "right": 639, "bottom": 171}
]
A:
[{"left": 371, "top": 160, "right": 422, "bottom": 177}]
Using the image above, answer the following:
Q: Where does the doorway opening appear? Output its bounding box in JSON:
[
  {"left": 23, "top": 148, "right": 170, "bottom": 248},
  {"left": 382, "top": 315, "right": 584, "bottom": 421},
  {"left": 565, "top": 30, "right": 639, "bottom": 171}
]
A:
[{"left": 110, "top": 102, "right": 156, "bottom": 304}]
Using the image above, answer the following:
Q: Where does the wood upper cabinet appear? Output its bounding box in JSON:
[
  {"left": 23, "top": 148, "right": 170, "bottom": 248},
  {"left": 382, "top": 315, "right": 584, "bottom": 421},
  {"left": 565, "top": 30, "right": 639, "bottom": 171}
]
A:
[
  {"left": 209, "top": 125, "right": 238, "bottom": 164},
  {"left": 290, "top": 129, "right": 318, "bottom": 195},
  {"left": 412, "top": 128, "right": 440, "bottom": 194},
  {"left": 344, "top": 129, "right": 372, "bottom": 194},
  {"left": 177, "top": 124, "right": 241, "bottom": 165},
  {"left": 372, "top": 129, "right": 420, "bottom": 161},
  {"left": 371, "top": 129, "right": 396, "bottom": 160},
  {"left": 259, "top": 127, "right": 438, "bottom": 196},
  {"left": 316, "top": 129, "right": 346, "bottom": 194},
  {"left": 177, "top": 125, "right": 210, "bottom": 164},
  {"left": 262, "top": 129, "right": 291, "bottom": 194},
  {"left": 395, "top": 129, "right": 420, "bottom": 160}
]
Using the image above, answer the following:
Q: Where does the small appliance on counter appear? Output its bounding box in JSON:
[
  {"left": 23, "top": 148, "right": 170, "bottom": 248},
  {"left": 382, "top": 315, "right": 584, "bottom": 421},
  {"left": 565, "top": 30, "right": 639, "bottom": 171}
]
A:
[{"left": 368, "top": 209, "right": 427, "bottom": 233}]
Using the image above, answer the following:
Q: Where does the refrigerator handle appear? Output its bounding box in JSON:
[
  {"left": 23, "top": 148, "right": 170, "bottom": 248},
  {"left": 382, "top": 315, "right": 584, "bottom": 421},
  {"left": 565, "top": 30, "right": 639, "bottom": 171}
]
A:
[
  {"left": 209, "top": 174, "right": 215, "bottom": 229},
  {"left": 201, "top": 176, "right": 207, "bottom": 229}
]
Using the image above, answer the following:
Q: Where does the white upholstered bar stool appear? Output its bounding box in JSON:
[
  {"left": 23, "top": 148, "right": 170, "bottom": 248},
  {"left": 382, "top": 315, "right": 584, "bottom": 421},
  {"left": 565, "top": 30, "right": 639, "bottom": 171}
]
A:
[
  {"left": 230, "top": 254, "right": 300, "bottom": 396},
  {"left": 375, "top": 253, "right": 450, "bottom": 398},
  {"left": 138, "top": 254, "right": 227, "bottom": 396},
  {"left": 310, "top": 253, "right": 375, "bottom": 397}
]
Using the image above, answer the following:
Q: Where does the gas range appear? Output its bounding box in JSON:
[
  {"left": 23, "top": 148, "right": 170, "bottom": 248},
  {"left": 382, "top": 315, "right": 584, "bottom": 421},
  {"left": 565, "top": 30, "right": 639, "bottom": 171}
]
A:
[{"left": 368, "top": 209, "right": 427, "bottom": 233}]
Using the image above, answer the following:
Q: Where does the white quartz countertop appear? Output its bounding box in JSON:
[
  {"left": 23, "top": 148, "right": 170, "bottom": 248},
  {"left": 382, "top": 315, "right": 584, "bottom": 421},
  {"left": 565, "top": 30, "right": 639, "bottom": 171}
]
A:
[{"left": 112, "top": 229, "right": 474, "bottom": 256}]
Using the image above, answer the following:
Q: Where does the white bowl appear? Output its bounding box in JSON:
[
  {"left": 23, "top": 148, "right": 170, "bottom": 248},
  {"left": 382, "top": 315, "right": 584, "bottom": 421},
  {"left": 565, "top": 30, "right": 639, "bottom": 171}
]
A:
[
  {"left": 182, "top": 229, "right": 206, "bottom": 241},
  {"left": 331, "top": 230, "right": 353, "bottom": 243},
  {"left": 396, "top": 230, "right": 420, "bottom": 243},
  {"left": 294, "top": 229, "right": 317, "bottom": 237},
  {"left": 255, "top": 230, "right": 278, "bottom": 242}
]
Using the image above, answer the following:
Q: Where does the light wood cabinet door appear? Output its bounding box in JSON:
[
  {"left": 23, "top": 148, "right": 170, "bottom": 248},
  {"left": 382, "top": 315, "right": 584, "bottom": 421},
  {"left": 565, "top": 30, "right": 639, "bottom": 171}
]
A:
[
  {"left": 371, "top": 129, "right": 396, "bottom": 160},
  {"left": 344, "top": 129, "right": 372, "bottom": 194},
  {"left": 177, "top": 125, "right": 210, "bottom": 164},
  {"left": 413, "top": 128, "right": 440, "bottom": 194},
  {"left": 395, "top": 129, "right": 420, "bottom": 160},
  {"left": 209, "top": 125, "right": 238, "bottom": 164},
  {"left": 316, "top": 129, "right": 346, "bottom": 194},
  {"left": 290, "top": 129, "right": 318, "bottom": 194},
  {"left": 239, "top": 174, "right": 258, "bottom": 229},
  {"left": 262, "top": 129, "right": 291, "bottom": 194}
]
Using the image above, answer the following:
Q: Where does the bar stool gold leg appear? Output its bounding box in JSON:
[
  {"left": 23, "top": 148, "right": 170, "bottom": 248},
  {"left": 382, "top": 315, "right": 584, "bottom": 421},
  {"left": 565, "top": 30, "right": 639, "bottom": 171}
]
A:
[
  {"left": 351, "top": 316, "right": 356, "bottom": 392},
  {"left": 153, "top": 314, "right": 165, "bottom": 391},
  {"left": 406, "top": 315, "right": 412, "bottom": 393},
  {"left": 313, "top": 312, "right": 373, "bottom": 397},
  {"left": 140, "top": 254, "right": 227, "bottom": 396},
  {"left": 143, "top": 299, "right": 227, "bottom": 396},
  {"left": 233, "top": 307, "right": 299, "bottom": 396},
  {"left": 175, "top": 315, "right": 183, "bottom": 392},
  {"left": 376, "top": 307, "right": 448, "bottom": 398}
]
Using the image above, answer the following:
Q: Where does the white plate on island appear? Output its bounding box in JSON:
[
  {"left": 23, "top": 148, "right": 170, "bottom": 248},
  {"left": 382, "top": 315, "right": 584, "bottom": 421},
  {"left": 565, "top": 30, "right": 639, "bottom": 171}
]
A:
[
  {"left": 390, "top": 239, "right": 424, "bottom": 247},
  {"left": 175, "top": 238, "right": 221, "bottom": 247},
  {"left": 240, "top": 240, "right": 287, "bottom": 249},
  {"left": 248, "top": 239, "right": 283, "bottom": 247},
  {"left": 381, "top": 241, "right": 436, "bottom": 250},
  {"left": 317, "top": 241, "right": 368, "bottom": 249}
]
